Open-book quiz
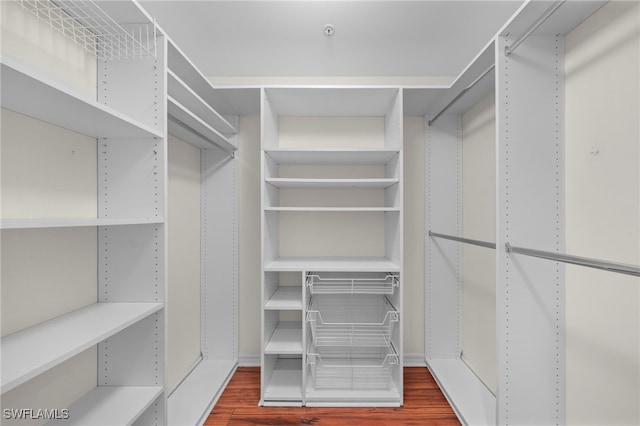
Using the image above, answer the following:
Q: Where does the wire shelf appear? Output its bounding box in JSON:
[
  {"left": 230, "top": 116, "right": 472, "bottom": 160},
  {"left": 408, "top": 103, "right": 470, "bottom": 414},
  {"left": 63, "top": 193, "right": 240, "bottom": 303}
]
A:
[
  {"left": 307, "top": 344, "right": 399, "bottom": 390},
  {"left": 306, "top": 272, "right": 399, "bottom": 295},
  {"left": 17, "top": 0, "right": 156, "bottom": 60},
  {"left": 306, "top": 295, "right": 399, "bottom": 347}
]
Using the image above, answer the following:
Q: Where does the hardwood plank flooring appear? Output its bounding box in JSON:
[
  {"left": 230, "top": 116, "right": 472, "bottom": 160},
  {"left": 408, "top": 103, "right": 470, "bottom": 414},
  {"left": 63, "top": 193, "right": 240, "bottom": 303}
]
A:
[{"left": 205, "top": 367, "right": 461, "bottom": 425}]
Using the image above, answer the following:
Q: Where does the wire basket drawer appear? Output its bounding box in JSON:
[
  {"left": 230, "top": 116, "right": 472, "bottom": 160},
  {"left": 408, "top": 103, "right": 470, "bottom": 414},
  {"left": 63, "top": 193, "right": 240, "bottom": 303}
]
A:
[
  {"left": 306, "top": 272, "right": 399, "bottom": 295},
  {"left": 307, "top": 345, "right": 399, "bottom": 390},
  {"left": 306, "top": 294, "right": 399, "bottom": 347}
]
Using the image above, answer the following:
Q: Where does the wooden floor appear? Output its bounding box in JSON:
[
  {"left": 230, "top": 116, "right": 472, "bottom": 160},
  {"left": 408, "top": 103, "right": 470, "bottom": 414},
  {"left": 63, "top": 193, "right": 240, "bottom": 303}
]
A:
[{"left": 205, "top": 367, "right": 461, "bottom": 425}]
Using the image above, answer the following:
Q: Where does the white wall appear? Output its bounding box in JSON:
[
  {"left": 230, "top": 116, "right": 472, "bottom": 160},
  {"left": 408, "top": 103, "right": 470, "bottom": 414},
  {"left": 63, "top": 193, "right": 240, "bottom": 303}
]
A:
[
  {"left": 461, "top": 92, "right": 497, "bottom": 393},
  {"left": 565, "top": 2, "right": 640, "bottom": 424},
  {"left": 167, "top": 135, "right": 202, "bottom": 392}
]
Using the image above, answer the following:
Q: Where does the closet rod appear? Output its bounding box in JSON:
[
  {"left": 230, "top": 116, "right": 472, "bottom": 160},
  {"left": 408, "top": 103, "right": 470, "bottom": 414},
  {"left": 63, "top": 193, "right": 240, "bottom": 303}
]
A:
[
  {"left": 504, "top": 0, "right": 565, "bottom": 56},
  {"left": 429, "top": 231, "right": 496, "bottom": 250},
  {"left": 505, "top": 243, "right": 640, "bottom": 277},
  {"left": 427, "top": 64, "right": 495, "bottom": 127}
]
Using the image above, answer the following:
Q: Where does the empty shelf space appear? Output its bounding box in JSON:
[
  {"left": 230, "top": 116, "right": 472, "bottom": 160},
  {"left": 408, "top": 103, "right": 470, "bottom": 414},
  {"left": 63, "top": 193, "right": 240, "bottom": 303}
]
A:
[
  {"left": 48, "top": 386, "right": 163, "bottom": 426},
  {"left": 167, "top": 70, "right": 236, "bottom": 135},
  {"left": 263, "top": 359, "right": 303, "bottom": 403},
  {"left": 264, "top": 322, "right": 302, "bottom": 354},
  {"left": 167, "top": 96, "right": 236, "bottom": 152},
  {"left": 0, "top": 217, "right": 164, "bottom": 230},
  {"left": 265, "top": 257, "right": 400, "bottom": 272},
  {"left": 264, "top": 149, "right": 400, "bottom": 165},
  {"left": 1, "top": 302, "right": 163, "bottom": 393},
  {"left": 0, "top": 60, "right": 161, "bottom": 139},
  {"left": 265, "top": 178, "right": 398, "bottom": 189},
  {"left": 265, "top": 287, "right": 303, "bottom": 310}
]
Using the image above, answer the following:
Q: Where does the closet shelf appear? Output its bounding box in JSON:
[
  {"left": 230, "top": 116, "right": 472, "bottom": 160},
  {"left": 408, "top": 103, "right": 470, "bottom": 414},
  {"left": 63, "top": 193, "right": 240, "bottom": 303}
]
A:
[
  {"left": 264, "top": 322, "right": 302, "bottom": 355},
  {"left": 0, "top": 60, "right": 162, "bottom": 139},
  {"left": 47, "top": 386, "right": 163, "bottom": 426},
  {"left": 0, "top": 302, "right": 163, "bottom": 393},
  {"left": 0, "top": 217, "right": 164, "bottom": 230},
  {"left": 263, "top": 359, "right": 303, "bottom": 403},
  {"left": 266, "top": 178, "right": 398, "bottom": 189},
  {"left": 167, "top": 70, "right": 237, "bottom": 135},
  {"left": 167, "top": 96, "right": 236, "bottom": 152},
  {"left": 264, "top": 148, "right": 400, "bottom": 165},
  {"left": 265, "top": 287, "right": 303, "bottom": 310},
  {"left": 265, "top": 257, "right": 400, "bottom": 273}
]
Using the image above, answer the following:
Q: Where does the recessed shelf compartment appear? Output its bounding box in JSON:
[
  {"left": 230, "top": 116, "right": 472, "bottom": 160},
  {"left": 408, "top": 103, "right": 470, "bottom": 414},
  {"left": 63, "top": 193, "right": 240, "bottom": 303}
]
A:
[
  {"left": 0, "top": 60, "right": 161, "bottom": 139},
  {"left": 265, "top": 178, "right": 399, "bottom": 189},
  {"left": 263, "top": 358, "right": 303, "bottom": 404},
  {"left": 307, "top": 295, "right": 399, "bottom": 347},
  {"left": 265, "top": 287, "right": 303, "bottom": 310},
  {"left": 264, "top": 148, "right": 400, "bottom": 165},
  {"left": 265, "top": 257, "right": 400, "bottom": 273},
  {"left": 1, "top": 302, "right": 163, "bottom": 393},
  {"left": 264, "top": 321, "right": 303, "bottom": 355},
  {"left": 47, "top": 386, "right": 163, "bottom": 426}
]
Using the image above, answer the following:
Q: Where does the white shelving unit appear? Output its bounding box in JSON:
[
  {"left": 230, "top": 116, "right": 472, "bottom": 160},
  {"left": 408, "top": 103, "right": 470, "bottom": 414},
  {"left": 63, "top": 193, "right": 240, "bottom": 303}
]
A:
[
  {"left": 260, "top": 87, "right": 403, "bottom": 407},
  {"left": 1, "top": 1, "right": 239, "bottom": 425},
  {"left": 414, "top": 1, "right": 610, "bottom": 425}
]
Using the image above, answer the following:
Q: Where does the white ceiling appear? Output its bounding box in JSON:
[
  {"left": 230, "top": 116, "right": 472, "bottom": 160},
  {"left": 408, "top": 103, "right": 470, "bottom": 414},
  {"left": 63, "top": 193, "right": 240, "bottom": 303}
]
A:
[{"left": 139, "top": 0, "right": 524, "bottom": 81}]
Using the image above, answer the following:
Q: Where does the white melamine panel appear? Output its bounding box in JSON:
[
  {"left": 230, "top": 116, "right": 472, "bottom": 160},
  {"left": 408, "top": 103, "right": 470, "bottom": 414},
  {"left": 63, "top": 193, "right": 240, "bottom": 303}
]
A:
[
  {"left": 167, "top": 135, "right": 202, "bottom": 393},
  {"left": 265, "top": 322, "right": 303, "bottom": 354},
  {"left": 461, "top": 92, "right": 497, "bottom": 394},
  {"left": 265, "top": 149, "right": 399, "bottom": 165},
  {"left": 1, "top": 303, "right": 162, "bottom": 393},
  {"left": 266, "top": 257, "right": 399, "bottom": 273},
  {"left": 0, "top": 228, "right": 97, "bottom": 337},
  {"left": 265, "top": 288, "right": 303, "bottom": 311},
  {"left": 1, "top": 109, "right": 96, "bottom": 219},
  {"left": 0, "top": 61, "right": 159, "bottom": 139},
  {"left": 266, "top": 178, "right": 398, "bottom": 189},
  {"left": 425, "top": 114, "right": 461, "bottom": 360},
  {"left": 167, "top": 97, "right": 235, "bottom": 152},
  {"left": 564, "top": 2, "right": 640, "bottom": 425},
  {"left": 496, "top": 35, "right": 565, "bottom": 425},
  {"left": 278, "top": 117, "right": 384, "bottom": 149}
]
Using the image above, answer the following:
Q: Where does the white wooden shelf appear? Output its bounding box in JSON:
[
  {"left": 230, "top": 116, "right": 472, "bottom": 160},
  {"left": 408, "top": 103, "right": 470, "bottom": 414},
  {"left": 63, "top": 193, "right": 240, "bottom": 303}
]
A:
[
  {"left": 264, "top": 322, "right": 303, "bottom": 354},
  {"left": 0, "top": 60, "right": 162, "bottom": 140},
  {"left": 263, "top": 359, "right": 303, "bottom": 404},
  {"left": 266, "top": 178, "right": 399, "bottom": 189},
  {"left": 265, "top": 257, "right": 400, "bottom": 273},
  {"left": 1, "top": 302, "right": 163, "bottom": 393},
  {"left": 265, "top": 287, "right": 303, "bottom": 310},
  {"left": 167, "top": 96, "right": 236, "bottom": 152},
  {"left": 167, "top": 70, "right": 236, "bottom": 135},
  {"left": 168, "top": 359, "right": 237, "bottom": 426},
  {"left": 48, "top": 386, "right": 163, "bottom": 426},
  {"left": 264, "top": 148, "right": 400, "bottom": 165},
  {"left": 0, "top": 218, "right": 164, "bottom": 230},
  {"left": 304, "top": 385, "right": 401, "bottom": 407}
]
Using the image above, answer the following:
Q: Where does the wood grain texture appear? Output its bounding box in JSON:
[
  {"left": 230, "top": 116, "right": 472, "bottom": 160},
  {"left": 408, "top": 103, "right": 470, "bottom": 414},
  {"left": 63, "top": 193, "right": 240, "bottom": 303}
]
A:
[{"left": 205, "top": 367, "right": 460, "bottom": 425}]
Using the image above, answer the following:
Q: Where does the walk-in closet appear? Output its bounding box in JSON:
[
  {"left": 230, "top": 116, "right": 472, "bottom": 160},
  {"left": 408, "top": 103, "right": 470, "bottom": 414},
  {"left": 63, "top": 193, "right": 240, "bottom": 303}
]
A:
[{"left": 1, "top": 1, "right": 638, "bottom": 425}]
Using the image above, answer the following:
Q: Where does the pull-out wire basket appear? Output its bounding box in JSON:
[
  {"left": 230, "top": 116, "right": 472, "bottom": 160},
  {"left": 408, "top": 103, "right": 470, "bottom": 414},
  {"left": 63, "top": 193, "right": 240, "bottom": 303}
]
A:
[
  {"left": 307, "top": 344, "right": 399, "bottom": 390},
  {"left": 306, "top": 294, "right": 399, "bottom": 347},
  {"left": 306, "top": 272, "right": 399, "bottom": 295}
]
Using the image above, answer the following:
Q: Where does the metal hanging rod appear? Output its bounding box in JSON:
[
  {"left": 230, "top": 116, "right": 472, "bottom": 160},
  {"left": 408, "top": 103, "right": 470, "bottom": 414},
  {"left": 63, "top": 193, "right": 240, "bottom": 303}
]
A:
[
  {"left": 505, "top": 0, "right": 565, "bottom": 56},
  {"left": 427, "top": 64, "right": 495, "bottom": 127},
  {"left": 429, "top": 231, "right": 496, "bottom": 250},
  {"left": 505, "top": 243, "right": 640, "bottom": 277}
]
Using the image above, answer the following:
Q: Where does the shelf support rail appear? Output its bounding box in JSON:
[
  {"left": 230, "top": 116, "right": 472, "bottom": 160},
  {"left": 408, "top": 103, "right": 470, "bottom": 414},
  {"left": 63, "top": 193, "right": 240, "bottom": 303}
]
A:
[
  {"left": 429, "top": 231, "right": 496, "bottom": 250},
  {"left": 504, "top": 0, "right": 565, "bottom": 56},
  {"left": 427, "top": 64, "right": 495, "bottom": 127},
  {"left": 505, "top": 243, "right": 640, "bottom": 278}
]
